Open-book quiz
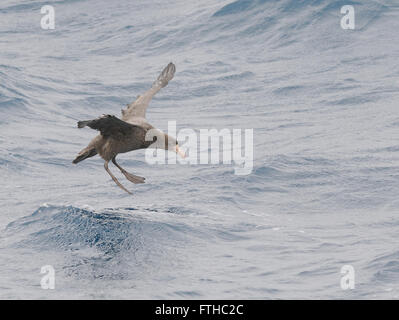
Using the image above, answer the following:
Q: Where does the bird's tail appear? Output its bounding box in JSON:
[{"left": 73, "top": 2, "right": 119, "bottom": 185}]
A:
[{"left": 72, "top": 146, "right": 97, "bottom": 164}]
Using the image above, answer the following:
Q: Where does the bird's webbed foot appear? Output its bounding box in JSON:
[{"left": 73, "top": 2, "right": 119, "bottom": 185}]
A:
[
  {"left": 122, "top": 170, "right": 145, "bottom": 184},
  {"left": 111, "top": 157, "right": 146, "bottom": 184}
]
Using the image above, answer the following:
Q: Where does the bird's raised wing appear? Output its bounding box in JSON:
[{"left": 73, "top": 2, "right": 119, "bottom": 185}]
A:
[
  {"left": 78, "top": 114, "right": 144, "bottom": 139},
  {"left": 121, "top": 62, "right": 176, "bottom": 121}
]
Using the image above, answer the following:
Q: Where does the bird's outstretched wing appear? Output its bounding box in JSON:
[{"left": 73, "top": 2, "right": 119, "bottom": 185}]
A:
[
  {"left": 121, "top": 62, "right": 176, "bottom": 121},
  {"left": 77, "top": 114, "right": 143, "bottom": 139}
]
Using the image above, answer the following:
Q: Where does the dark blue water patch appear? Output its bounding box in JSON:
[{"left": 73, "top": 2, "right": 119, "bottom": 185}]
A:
[
  {"left": 213, "top": 0, "right": 255, "bottom": 17},
  {"left": 163, "top": 206, "right": 199, "bottom": 216},
  {"left": 366, "top": 145, "right": 399, "bottom": 154},
  {"left": 272, "top": 155, "right": 337, "bottom": 167},
  {"left": 327, "top": 94, "right": 379, "bottom": 106},
  {"left": 2, "top": 204, "right": 210, "bottom": 280},
  {"left": 2, "top": 204, "right": 258, "bottom": 281},
  {"left": 273, "top": 85, "right": 308, "bottom": 96},
  {"left": 0, "top": 97, "right": 28, "bottom": 110},
  {"left": 120, "top": 25, "right": 134, "bottom": 31},
  {"left": 238, "top": 16, "right": 276, "bottom": 37},
  {"left": 318, "top": 0, "right": 360, "bottom": 13},
  {"left": 211, "top": 228, "right": 249, "bottom": 241},
  {"left": 250, "top": 157, "right": 338, "bottom": 180},
  {"left": 0, "top": 0, "right": 89, "bottom": 13},
  {"left": 4, "top": 205, "right": 193, "bottom": 253},
  {"left": 173, "top": 290, "right": 202, "bottom": 297},
  {"left": 0, "top": 1, "right": 48, "bottom": 13},
  {"left": 216, "top": 71, "right": 254, "bottom": 82},
  {"left": 275, "top": 122, "right": 312, "bottom": 130},
  {"left": 0, "top": 76, "right": 29, "bottom": 100},
  {"left": 367, "top": 250, "right": 399, "bottom": 283},
  {"left": 228, "top": 222, "right": 269, "bottom": 233},
  {"left": 188, "top": 84, "right": 224, "bottom": 98},
  {"left": 212, "top": 0, "right": 360, "bottom": 18},
  {"left": 0, "top": 64, "right": 22, "bottom": 74},
  {"left": 0, "top": 152, "right": 36, "bottom": 173},
  {"left": 297, "top": 265, "right": 338, "bottom": 277},
  {"left": 253, "top": 165, "right": 283, "bottom": 177}
]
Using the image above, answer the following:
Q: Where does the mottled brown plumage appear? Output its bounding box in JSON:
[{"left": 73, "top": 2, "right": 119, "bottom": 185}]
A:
[{"left": 73, "top": 63, "right": 184, "bottom": 194}]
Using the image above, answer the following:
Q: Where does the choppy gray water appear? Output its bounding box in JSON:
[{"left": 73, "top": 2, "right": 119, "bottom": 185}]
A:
[{"left": 0, "top": 0, "right": 399, "bottom": 299}]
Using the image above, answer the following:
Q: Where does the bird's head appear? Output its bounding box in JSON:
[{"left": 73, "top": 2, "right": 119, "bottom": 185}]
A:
[
  {"left": 146, "top": 129, "right": 186, "bottom": 158},
  {"left": 164, "top": 134, "right": 186, "bottom": 159}
]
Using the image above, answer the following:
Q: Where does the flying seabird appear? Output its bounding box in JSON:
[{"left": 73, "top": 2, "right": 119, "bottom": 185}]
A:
[{"left": 72, "top": 62, "right": 185, "bottom": 194}]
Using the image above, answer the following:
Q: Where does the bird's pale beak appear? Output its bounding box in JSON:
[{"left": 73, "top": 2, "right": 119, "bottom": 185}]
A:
[{"left": 174, "top": 145, "right": 186, "bottom": 158}]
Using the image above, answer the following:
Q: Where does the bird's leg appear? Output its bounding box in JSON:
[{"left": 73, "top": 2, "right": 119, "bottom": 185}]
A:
[
  {"left": 112, "top": 157, "right": 145, "bottom": 184},
  {"left": 104, "top": 161, "right": 132, "bottom": 194}
]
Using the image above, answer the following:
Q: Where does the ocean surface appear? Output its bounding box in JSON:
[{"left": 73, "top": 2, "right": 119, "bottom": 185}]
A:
[{"left": 1, "top": 0, "right": 399, "bottom": 299}]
